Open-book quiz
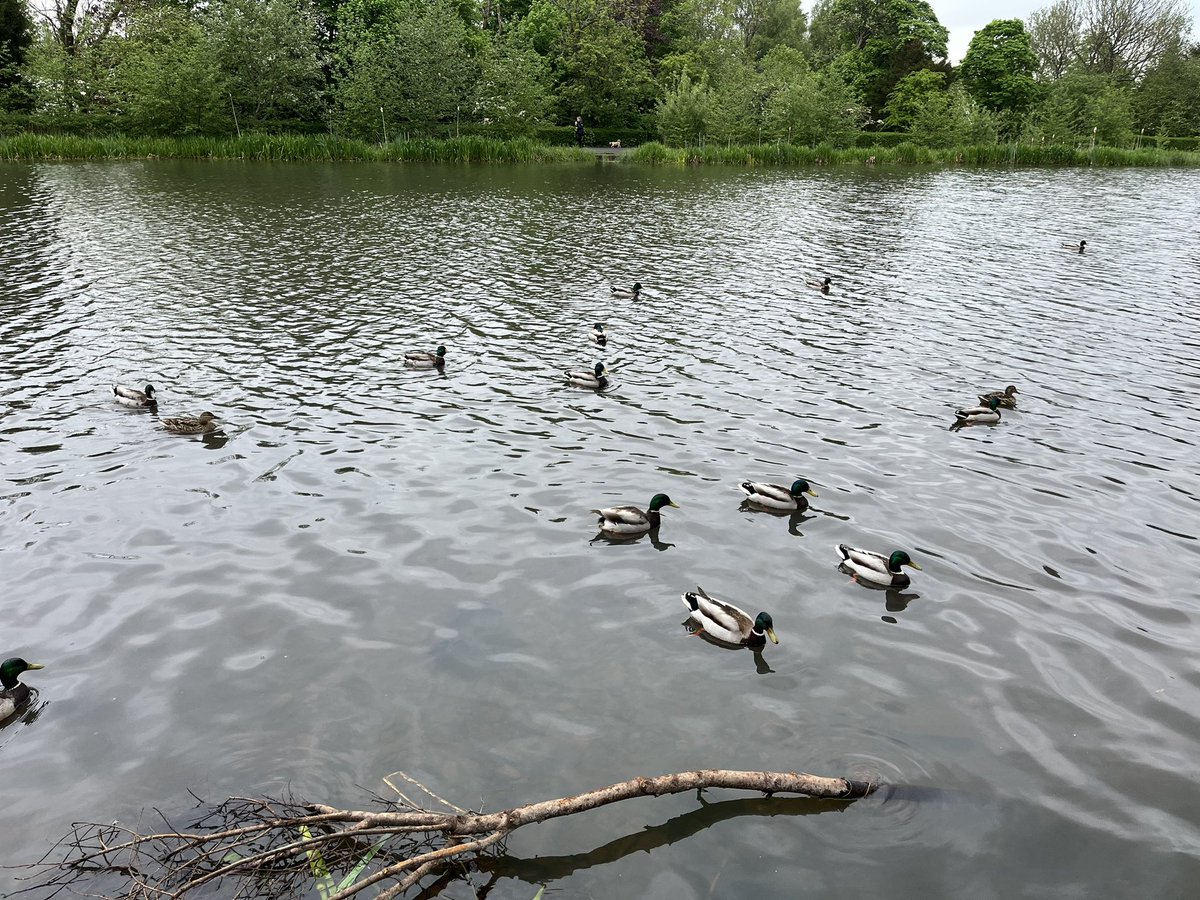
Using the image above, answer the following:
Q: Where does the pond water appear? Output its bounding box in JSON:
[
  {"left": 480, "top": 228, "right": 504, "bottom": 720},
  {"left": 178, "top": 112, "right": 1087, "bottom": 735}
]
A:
[{"left": 2, "top": 159, "right": 1199, "bottom": 898}]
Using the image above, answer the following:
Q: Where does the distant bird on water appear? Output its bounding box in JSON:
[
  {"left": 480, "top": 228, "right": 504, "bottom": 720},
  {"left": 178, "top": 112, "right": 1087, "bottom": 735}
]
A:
[
  {"left": 739, "top": 478, "right": 817, "bottom": 511},
  {"left": 837, "top": 545, "right": 922, "bottom": 589},
  {"left": 952, "top": 396, "right": 1002, "bottom": 428},
  {"left": 404, "top": 345, "right": 446, "bottom": 369},
  {"left": 807, "top": 276, "right": 832, "bottom": 294},
  {"left": 567, "top": 362, "right": 610, "bottom": 390},
  {"left": 592, "top": 493, "right": 679, "bottom": 535},
  {"left": 1062, "top": 240, "right": 1086, "bottom": 253},
  {"left": 611, "top": 282, "right": 642, "bottom": 300},
  {"left": 112, "top": 383, "right": 157, "bottom": 408},
  {"left": 978, "top": 385, "right": 1018, "bottom": 409},
  {"left": 591, "top": 323, "right": 607, "bottom": 346}
]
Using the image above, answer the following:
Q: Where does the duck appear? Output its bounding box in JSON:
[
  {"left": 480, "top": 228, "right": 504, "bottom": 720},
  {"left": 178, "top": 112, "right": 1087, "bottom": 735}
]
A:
[
  {"left": 591, "top": 323, "right": 607, "bottom": 346},
  {"left": 807, "top": 276, "right": 832, "bottom": 294},
  {"left": 611, "top": 282, "right": 642, "bottom": 300},
  {"left": 1062, "top": 240, "right": 1086, "bottom": 253},
  {"left": 567, "top": 362, "right": 610, "bottom": 390},
  {"left": 162, "top": 411, "right": 218, "bottom": 435},
  {"left": 954, "top": 396, "right": 1002, "bottom": 426},
  {"left": 978, "top": 385, "right": 1018, "bottom": 409},
  {"left": 592, "top": 493, "right": 679, "bottom": 534},
  {"left": 0, "top": 657, "right": 44, "bottom": 721},
  {"left": 681, "top": 587, "right": 778, "bottom": 647},
  {"left": 740, "top": 478, "right": 817, "bottom": 511},
  {"left": 837, "top": 544, "right": 922, "bottom": 588},
  {"left": 404, "top": 346, "right": 446, "bottom": 369},
  {"left": 112, "top": 383, "right": 157, "bottom": 408}
]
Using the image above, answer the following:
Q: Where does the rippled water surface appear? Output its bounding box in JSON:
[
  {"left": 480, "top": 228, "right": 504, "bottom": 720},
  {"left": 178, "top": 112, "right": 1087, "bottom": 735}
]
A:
[{"left": 3, "top": 160, "right": 1200, "bottom": 898}]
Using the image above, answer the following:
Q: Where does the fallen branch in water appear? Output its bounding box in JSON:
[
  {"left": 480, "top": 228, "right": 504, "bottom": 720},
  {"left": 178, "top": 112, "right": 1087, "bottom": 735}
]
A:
[{"left": 19, "top": 768, "right": 877, "bottom": 899}]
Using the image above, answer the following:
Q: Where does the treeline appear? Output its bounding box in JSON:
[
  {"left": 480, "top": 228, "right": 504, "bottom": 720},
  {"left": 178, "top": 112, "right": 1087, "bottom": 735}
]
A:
[{"left": 0, "top": 0, "right": 1196, "bottom": 149}]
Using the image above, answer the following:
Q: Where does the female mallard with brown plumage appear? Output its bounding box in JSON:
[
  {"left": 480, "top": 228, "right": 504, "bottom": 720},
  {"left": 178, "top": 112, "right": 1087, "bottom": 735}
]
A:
[
  {"left": 162, "top": 412, "right": 218, "bottom": 435},
  {"left": 978, "top": 385, "right": 1018, "bottom": 409}
]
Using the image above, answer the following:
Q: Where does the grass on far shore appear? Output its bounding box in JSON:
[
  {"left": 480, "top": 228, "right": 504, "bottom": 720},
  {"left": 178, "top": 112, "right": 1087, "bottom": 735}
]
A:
[{"left": 1, "top": 131, "right": 1198, "bottom": 168}]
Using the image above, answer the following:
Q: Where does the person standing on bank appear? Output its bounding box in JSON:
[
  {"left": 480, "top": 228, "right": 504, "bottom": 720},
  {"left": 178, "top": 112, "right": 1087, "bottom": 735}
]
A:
[{"left": 575, "top": 116, "right": 585, "bottom": 147}]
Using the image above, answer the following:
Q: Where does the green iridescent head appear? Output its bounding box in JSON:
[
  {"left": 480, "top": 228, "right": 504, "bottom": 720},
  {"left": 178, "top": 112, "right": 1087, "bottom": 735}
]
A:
[
  {"left": 1, "top": 658, "right": 44, "bottom": 690},
  {"left": 790, "top": 479, "right": 817, "bottom": 498},
  {"left": 594, "top": 362, "right": 606, "bottom": 377},
  {"left": 648, "top": 493, "right": 679, "bottom": 512},
  {"left": 435, "top": 345, "right": 446, "bottom": 357},
  {"left": 888, "top": 551, "right": 921, "bottom": 572},
  {"left": 754, "top": 612, "right": 779, "bottom": 644}
]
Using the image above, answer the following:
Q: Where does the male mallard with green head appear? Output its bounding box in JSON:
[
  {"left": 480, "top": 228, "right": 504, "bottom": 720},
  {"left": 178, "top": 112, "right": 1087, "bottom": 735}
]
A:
[
  {"left": 837, "top": 545, "right": 922, "bottom": 588},
  {"left": 593, "top": 493, "right": 679, "bottom": 534},
  {"left": 740, "top": 478, "right": 817, "bottom": 511},
  {"left": 405, "top": 346, "right": 446, "bottom": 369},
  {"left": 112, "top": 383, "right": 157, "bottom": 408},
  {"left": 1, "top": 657, "right": 44, "bottom": 721},
  {"left": 567, "top": 362, "right": 610, "bottom": 389},
  {"left": 682, "top": 587, "right": 778, "bottom": 647}
]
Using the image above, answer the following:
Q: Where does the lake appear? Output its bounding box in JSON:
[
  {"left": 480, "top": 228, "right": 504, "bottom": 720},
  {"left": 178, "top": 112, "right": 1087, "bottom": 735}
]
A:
[{"left": 2, "top": 159, "right": 1199, "bottom": 899}]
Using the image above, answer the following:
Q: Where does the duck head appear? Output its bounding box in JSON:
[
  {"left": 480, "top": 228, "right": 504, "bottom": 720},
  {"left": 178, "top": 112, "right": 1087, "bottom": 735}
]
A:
[
  {"left": 1, "top": 658, "right": 44, "bottom": 689},
  {"left": 647, "top": 493, "right": 679, "bottom": 512},
  {"left": 790, "top": 479, "right": 817, "bottom": 498},
  {"left": 888, "top": 551, "right": 921, "bottom": 573},
  {"left": 753, "top": 612, "right": 779, "bottom": 644}
]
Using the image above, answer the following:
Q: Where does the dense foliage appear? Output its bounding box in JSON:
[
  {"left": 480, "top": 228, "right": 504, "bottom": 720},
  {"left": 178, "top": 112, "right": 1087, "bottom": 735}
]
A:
[{"left": 1, "top": 0, "right": 1196, "bottom": 148}]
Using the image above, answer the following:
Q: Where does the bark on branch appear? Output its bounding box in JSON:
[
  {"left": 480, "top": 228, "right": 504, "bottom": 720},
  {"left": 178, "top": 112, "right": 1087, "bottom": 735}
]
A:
[{"left": 23, "top": 767, "right": 878, "bottom": 900}]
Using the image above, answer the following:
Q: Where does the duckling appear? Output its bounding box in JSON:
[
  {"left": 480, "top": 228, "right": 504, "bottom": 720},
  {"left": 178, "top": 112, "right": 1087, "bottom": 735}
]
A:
[
  {"left": 0, "top": 657, "right": 44, "bottom": 721},
  {"left": 611, "top": 282, "right": 642, "bottom": 300},
  {"left": 807, "top": 276, "right": 832, "bottom": 294},
  {"left": 591, "top": 323, "right": 607, "bottom": 346},
  {"left": 592, "top": 493, "right": 679, "bottom": 534},
  {"left": 112, "top": 383, "right": 157, "bottom": 408},
  {"left": 567, "top": 362, "right": 609, "bottom": 390},
  {"left": 978, "top": 385, "right": 1018, "bottom": 409},
  {"left": 681, "top": 587, "right": 778, "bottom": 647},
  {"left": 1062, "top": 240, "right": 1086, "bottom": 253},
  {"left": 404, "top": 346, "right": 446, "bottom": 369},
  {"left": 954, "top": 396, "right": 1002, "bottom": 426},
  {"left": 837, "top": 545, "right": 922, "bottom": 588},
  {"left": 739, "top": 478, "right": 817, "bottom": 511},
  {"left": 162, "top": 411, "right": 218, "bottom": 435}
]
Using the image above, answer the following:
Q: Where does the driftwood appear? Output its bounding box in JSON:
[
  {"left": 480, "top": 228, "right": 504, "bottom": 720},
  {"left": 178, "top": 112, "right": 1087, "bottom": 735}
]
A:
[{"left": 21, "top": 768, "right": 877, "bottom": 900}]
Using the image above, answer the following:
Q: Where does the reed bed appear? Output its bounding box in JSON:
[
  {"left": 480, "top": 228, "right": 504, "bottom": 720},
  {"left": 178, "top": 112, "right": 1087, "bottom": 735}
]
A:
[{"left": 0, "top": 132, "right": 594, "bottom": 163}]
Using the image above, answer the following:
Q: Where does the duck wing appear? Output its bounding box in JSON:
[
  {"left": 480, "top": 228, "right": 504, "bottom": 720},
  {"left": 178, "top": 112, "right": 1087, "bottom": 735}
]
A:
[
  {"left": 837, "top": 544, "right": 890, "bottom": 575},
  {"left": 686, "top": 586, "right": 752, "bottom": 637},
  {"left": 593, "top": 505, "right": 649, "bottom": 526},
  {"left": 740, "top": 481, "right": 791, "bottom": 503}
]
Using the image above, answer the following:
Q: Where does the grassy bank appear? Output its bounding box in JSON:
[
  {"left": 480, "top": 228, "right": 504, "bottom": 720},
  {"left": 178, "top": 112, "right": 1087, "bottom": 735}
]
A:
[
  {"left": 0, "top": 132, "right": 595, "bottom": 163},
  {"left": 626, "top": 140, "right": 1200, "bottom": 167},
  {"left": 2, "top": 132, "right": 1199, "bottom": 167}
]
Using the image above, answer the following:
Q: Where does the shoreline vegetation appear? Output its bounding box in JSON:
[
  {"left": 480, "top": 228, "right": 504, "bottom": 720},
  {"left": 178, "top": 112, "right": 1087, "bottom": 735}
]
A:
[{"left": 2, "top": 133, "right": 1199, "bottom": 167}]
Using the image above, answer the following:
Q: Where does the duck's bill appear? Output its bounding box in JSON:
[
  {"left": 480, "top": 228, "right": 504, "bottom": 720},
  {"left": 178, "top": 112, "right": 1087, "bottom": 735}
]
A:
[
  {"left": 27, "top": 663, "right": 44, "bottom": 670},
  {"left": 906, "top": 561, "right": 923, "bottom": 571},
  {"left": 806, "top": 488, "right": 818, "bottom": 497},
  {"left": 766, "top": 627, "right": 779, "bottom": 644},
  {"left": 668, "top": 501, "right": 681, "bottom": 508}
]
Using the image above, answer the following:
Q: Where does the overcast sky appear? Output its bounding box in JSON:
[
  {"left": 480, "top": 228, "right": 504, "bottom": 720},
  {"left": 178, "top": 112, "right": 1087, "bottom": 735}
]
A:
[{"left": 938, "top": 0, "right": 1200, "bottom": 62}]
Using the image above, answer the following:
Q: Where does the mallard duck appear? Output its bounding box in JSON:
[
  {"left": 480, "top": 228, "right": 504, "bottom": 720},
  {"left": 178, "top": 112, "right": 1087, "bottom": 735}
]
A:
[
  {"left": 0, "top": 657, "right": 44, "bottom": 721},
  {"left": 740, "top": 478, "right": 817, "bottom": 511},
  {"left": 979, "top": 385, "right": 1018, "bottom": 409},
  {"left": 162, "top": 411, "right": 218, "bottom": 435},
  {"left": 954, "top": 396, "right": 1002, "bottom": 425},
  {"left": 591, "top": 323, "right": 607, "bottom": 346},
  {"left": 404, "top": 346, "right": 446, "bottom": 369},
  {"left": 567, "top": 362, "right": 610, "bottom": 389},
  {"left": 112, "top": 383, "right": 157, "bottom": 408},
  {"left": 682, "top": 586, "right": 778, "bottom": 647},
  {"left": 807, "top": 276, "right": 832, "bottom": 294},
  {"left": 837, "top": 545, "right": 922, "bottom": 588},
  {"left": 611, "top": 282, "right": 642, "bottom": 300},
  {"left": 592, "top": 493, "right": 679, "bottom": 534},
  {"left": 1062, "top": 240, "right": 1086, "bottom": 253}
]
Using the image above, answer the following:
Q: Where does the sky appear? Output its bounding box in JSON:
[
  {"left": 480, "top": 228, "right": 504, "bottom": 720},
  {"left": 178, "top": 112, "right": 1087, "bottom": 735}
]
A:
[{"left": 937, "top": 0, "right": 1200, "bottom": 62}]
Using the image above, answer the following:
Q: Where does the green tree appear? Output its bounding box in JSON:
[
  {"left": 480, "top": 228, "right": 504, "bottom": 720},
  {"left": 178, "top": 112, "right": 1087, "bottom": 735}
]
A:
[
  {"left": 736, "top": 0, "right": 806, "bottom": 59},
  {"left": 206, "top": 0, "right": 325, "bottom": 129},
  {"left": 909, "top": 83, "right": 997, "bottom": 147},
  {"left": 1032, "top": 71, "right": 1134, "bottom": 145},
  {"left": 1135, "top": 41, "right": 1200, "bottom": 137},
  {"left": 881, "top": 66, "right": 942, "bottom": 129},
  {"left": 811, "top": 0, "right": 948, "bottom": 117},
  {"left": 334, "top": 0, "right": 479, "bottom": 138},
  {"left": 473, "top": 34, "right": 555, "bottom": 135},
  {"left": 959, "top": 20, "right": 1038, "bottom": 116},
  {"left": 656, "top": 68, "right": 712, "bottom": 142},
  {"left": 0, "top": 0, "right": 33, "bottom": 108},
  {"left": 114, "top": 5, "right": 226, "bottom": 134}
]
